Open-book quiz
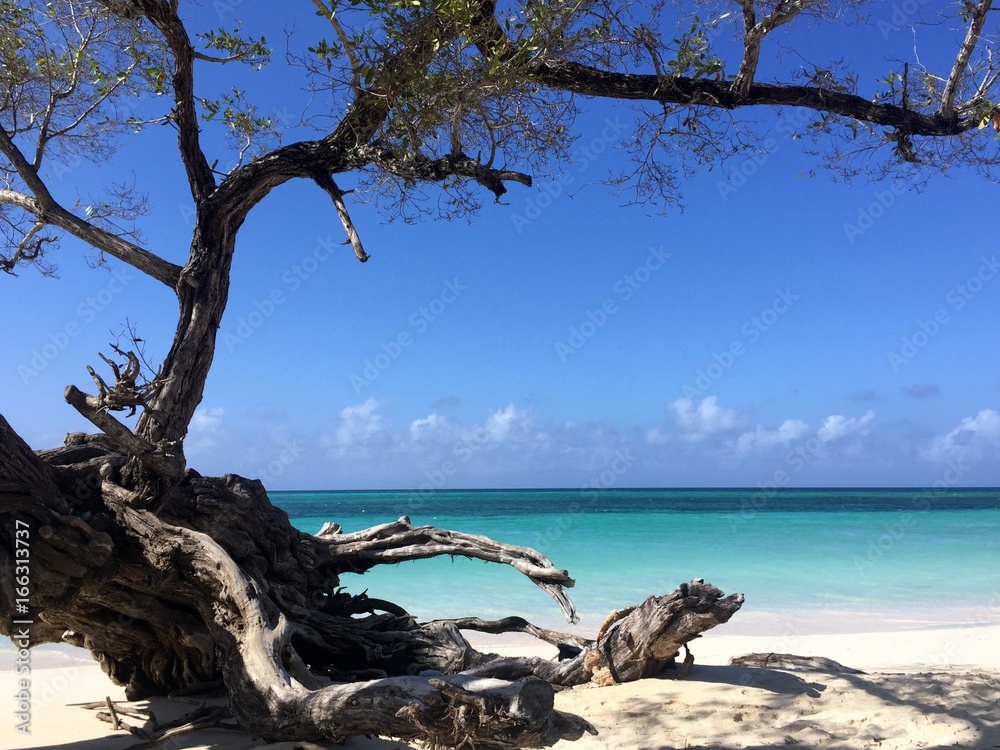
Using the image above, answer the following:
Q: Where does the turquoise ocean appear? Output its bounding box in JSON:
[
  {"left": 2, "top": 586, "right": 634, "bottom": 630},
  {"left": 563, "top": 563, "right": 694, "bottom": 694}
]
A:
[
  {"left": 5, "top": 487, "right": 1000, "bottom": 663},
  {"left": 276, "top": 487, "right": 1000, "bottom": 637}
]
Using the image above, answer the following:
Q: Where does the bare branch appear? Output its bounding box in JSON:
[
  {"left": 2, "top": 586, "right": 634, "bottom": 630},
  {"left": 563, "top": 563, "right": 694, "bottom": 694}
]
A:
[
  {"left": 531, "top": 59, "right": 976, "bottom": 135},
  {"left": 428, "top": 615, "right": 591, "bottom": 650},
  {"left": 941, "top": 0, "right": 994, "bottom": 118},
  {"left": 85, "top": 345, "right": 167, "bottom": 418},
  {"left": 12, "top": 220, "right": 57, "bottom": 263},
  {"left": 360, "top": 145, "right": 533, "bottom": 201},
  {"left": 311, "top": 171, "right": 370, "bottom": 262},
  {"left": 733, "top": 0, "right": 815, "bottom": 99},
  {"left": 191, "top": 51, "right": 243, "bottom": 64},
  {"left": 317, "top": 516, "right": 578, "bottom": 622},
  {"left": 33, "top": 15, "right": 99, "bottom": 168},
  {"left": 0, "top": 189, "right": 40, "bottom": 214},
  {"left": 105, "top": 0, "right": 216, "bottom": 202},
  {"left": 0, "top": 130, "right": 181, "bottom": 287},
  {"left": 733, "top": 0, "right": 759, "bottom": 98},
  {"left": 64, "top": 384, "right": 183, "bottom": 481}
]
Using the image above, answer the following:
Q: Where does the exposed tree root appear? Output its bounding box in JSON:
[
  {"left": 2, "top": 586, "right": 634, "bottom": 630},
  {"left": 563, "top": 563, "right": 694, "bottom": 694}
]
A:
[{"left": 1, "top": 424, "right": 743, "bottom": 747}]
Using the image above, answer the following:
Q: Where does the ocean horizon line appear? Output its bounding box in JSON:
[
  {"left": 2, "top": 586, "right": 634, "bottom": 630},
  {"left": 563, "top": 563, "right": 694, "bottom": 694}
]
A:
[{"left": 269, "top": 485, "right": 1000, "bottom": 494}]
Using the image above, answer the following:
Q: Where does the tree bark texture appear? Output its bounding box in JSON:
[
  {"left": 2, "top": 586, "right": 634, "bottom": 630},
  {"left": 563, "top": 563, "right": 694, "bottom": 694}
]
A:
[{"left": 1, "top": 423, "right": 743, "bottom": 747}]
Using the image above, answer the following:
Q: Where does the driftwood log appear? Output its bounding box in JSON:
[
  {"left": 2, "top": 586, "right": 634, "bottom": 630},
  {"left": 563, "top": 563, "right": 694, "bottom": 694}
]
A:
[
  {"left": 1, "top": 421, "right": 744, "bottom": 747},
  {"left": 729, "top": 653, "right": 865, "bottom": 674}
]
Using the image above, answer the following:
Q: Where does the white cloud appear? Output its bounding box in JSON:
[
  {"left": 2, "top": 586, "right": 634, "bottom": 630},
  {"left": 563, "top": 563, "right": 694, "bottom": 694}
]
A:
[
  {"left": 735, "top": 419, "right": 810, "bottom": 454},
  {"left": 191, "top": 406, "right": 224, "bottom": 432},
  {"left": 646, "top": 427, "right": 669, "bottom": 445},
  {"left": 485, "top": 404, "right": 524, "bottom": 443},
  {"left": 334, "top": 398, "right": 391, "bottom": 451},
  {"left": 817, "top": 410, "right": 875, "bottom": 442},
  {"left": 923, "top": 409, "right": 1000, "bottom": 463},
  {"left": 408, "top": 404, "right": 546, "bottom": 448},
  {"left": 669, "top": 397, "right": 743, "bottom": 442},
  {"left": 486, "top": 404, "right": 517, "bottom": 441},
  {"left": 188, "top": 407, "right": 225, "bottom": 450},
  {"left": 409, "top": 412, "right": 456, "bottom": 442}
]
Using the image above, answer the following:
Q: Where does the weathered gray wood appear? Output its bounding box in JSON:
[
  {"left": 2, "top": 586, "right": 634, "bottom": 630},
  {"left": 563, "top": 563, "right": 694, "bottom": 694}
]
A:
[
  {"left": 1, "top": 426, "right": 744, "bottom": 746},
  {"left": 728, "top": 653, "right": 865, "bottom": 674},
  {"left": 464, "top": 580, "right": 743, "bottom": 686},
  {"left": 320, "top": 517, "right": 579, "bottom": 622}
]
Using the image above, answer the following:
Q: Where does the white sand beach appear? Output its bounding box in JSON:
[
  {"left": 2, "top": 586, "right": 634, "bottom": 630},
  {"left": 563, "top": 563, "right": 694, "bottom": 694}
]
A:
[{"left": 4, "top": 618, "right": 1000, "bottom": 750}]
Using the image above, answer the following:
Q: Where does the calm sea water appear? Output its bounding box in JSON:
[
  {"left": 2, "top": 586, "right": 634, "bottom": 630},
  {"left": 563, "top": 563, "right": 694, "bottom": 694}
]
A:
[
  {"left": 5, "top": 488, "right": 999, "bottom": 663},
  {"left": 275, "top": 488, "right": 1000, "bottom": 636}
]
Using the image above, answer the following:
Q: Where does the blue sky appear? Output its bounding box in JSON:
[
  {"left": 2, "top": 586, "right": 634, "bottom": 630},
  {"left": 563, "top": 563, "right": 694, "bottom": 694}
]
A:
[{"left": 2, "top": 2, "right": 999, "bottom": 490}]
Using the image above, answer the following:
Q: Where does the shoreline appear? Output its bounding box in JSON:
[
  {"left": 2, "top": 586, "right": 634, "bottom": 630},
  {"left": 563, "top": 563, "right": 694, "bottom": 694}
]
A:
[
  {"left": 4, "top": 614, "right": 1000, "bottom": 749},
  {"left": 8, "top": 605, "right": 1000, "bottom": 672}
]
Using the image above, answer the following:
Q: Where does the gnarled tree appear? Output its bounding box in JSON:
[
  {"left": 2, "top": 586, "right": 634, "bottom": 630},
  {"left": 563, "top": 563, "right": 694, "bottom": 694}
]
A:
[{"left": 1, "top": 0, "right": 997, "bottom": 745}]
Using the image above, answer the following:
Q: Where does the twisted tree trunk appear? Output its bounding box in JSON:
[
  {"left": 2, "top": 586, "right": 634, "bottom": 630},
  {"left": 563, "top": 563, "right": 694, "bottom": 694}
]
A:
[{"left": 1, "top": 417, "right": 743, "bottom": 747}]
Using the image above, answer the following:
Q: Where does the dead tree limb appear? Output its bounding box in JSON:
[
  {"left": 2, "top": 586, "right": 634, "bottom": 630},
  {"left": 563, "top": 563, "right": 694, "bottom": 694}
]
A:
[
  {"left": 2, "top": 424, "right": 743, "bottom": 747},
  {"left": 318, "top": 516, "right": 579, "bottom": 622}
]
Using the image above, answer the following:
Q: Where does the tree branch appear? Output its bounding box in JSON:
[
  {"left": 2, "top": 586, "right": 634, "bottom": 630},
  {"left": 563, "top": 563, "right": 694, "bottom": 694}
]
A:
[
  {"left": 310, "top": 172, "right": 370, "bottom": 262},
  {"left": 462, "top": 580, "right": 744, "bottom": 687},
  {"left": 112, "top": 499, "right": 594, "bottom": 747},
  {"left": 531, "top": 60, "right": 975, "bottom": 136},
  {"left": 733, "top": 0, "right": 759, "bottom": 98},
  {"left": 33, "top": 16, "right": 96, "bottom": 169},
  {"left": 360, "top": 146, "right": 532, "bottom": 200},
  {"left": 941, "top": 0, "right": 993, "bottom": 118},
  {"left": 3, "top": 219, "right": 58, "bottom": 273},
  {"left": 113, "top": 0, "right": 216, "bottom": 202},
  {"left": 205, "top": 10, "right": 466, "bottom": 230},
  {"left": 311, "top": 0, "right": 362, "bottom": 95},
  {"left": 64, "top": 385, "right": 183, "bottom": 482},
  {"left": 191, "top": 51, "right": 242, "bottom": 64},
  {"left": 0, "top": 125, "right": 57, "bottom": 202},
  {"left": 464, "top": 7, "right": 979, "bottom": 141},
  {"left": 0, "top": 130, "right": 181, "bottom": 287},
  {"left": 316, "top": 516, "right": 578, "bottom": 622},
  {"left": 733, "top": 0, "right": 814, "bottom": 99},
  {"left": 30, "top": 14, "right": 143, "bottom": 170},
  {"left": 428, "top": 615, "right": 590, "bottom": 650}
]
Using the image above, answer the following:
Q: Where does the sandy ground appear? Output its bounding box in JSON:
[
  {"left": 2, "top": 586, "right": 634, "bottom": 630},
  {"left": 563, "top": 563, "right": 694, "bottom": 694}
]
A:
[{"left": 4, "top": 621, "right": 1000, "bottom": 749}]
